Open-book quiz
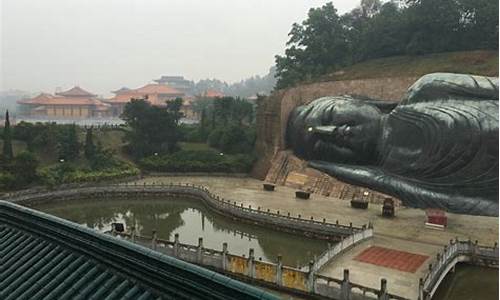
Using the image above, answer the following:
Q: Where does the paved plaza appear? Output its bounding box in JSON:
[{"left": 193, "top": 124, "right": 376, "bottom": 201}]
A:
[
  {"left": 134, "top": 175, "right": 498, "bottom": 299},
  {"left": 136, "top": 176, "right": 498, "bottom": 245}
]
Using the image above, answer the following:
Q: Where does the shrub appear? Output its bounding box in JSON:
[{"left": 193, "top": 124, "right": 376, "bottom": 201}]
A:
[
  {"left": 139, "top": 150, "right": 255, "bottom": 173},
  {"left": 207, "top": 128, "right": 224, "bottom": 148},
  {"left": 0, "top": 172, "right": 15, "bottom": 191}
]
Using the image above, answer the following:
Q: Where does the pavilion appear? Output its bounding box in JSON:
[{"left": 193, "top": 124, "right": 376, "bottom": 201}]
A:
[{"left": 17, "top": 86, "right": 110, "bottom": 119}]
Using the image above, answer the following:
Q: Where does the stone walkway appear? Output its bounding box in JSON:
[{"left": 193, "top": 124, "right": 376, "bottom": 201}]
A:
[
  {"left": 319, "top": 236, "right": 440, "bottom": 299},
  {"left": 136, "top": 176, "right": 498, "bottom": 246},
  {"left": 134, "top": 176, "right": 498, "bottom": 299}
]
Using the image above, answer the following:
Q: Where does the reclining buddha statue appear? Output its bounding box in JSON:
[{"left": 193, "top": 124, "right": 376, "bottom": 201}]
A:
[{"left": 287, "top": 73, "right": 498, "bottom": 216}]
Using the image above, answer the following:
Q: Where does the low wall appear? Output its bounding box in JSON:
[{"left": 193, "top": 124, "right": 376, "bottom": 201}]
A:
[
  {"left": 420, "top": 239, "right": 499, "bottom": 300},
  {"left": 112, "top": 228, "right": 403, "bottom": 300},
  {"left": 313, "top": 228, "right": 374, "bottom": 273},
  {"left": 144, "top": 172, "right": 248, "bottom": 177},
  {"left": 7, "top": 183, "right": 366, "bottom": 240}
]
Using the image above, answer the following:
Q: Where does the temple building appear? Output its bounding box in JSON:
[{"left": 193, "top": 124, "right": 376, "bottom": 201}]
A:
[
  {"left": 105, "top": 83, "right": 193, "bottom": 118},
  {"left": 17, "top": 86, "right": 110, "bottom": 118},
  {"left": 154, "top": 75, "right": 194, "bottom": 95},
  {"left": 201, "top": 89, "right": 225, "bottom": 98}
]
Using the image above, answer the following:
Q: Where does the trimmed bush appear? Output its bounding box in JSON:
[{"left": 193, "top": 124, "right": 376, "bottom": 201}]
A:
[{"left": 140, "top": 150, "right": 255, "bottom": 173}]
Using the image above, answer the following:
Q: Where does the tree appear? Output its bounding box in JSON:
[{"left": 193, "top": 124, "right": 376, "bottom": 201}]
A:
[
  {"left": 199, "top": 107, "right": 209, "bottom": 139},
  {"left": 12, "top": 151, "right": 39, "bottom": 187},
  {"left": 121, "top": 99, "right": 181, "bottom": 158},
  {"left": 274, "top": 0, "right": 498, "bottom": 89},
  {"left": 2, "top": 110, "right": 13, "bottom": 161},
  {"left": 166, "top": 97, "right": 184, "bottom": 124},
  {"left": 58, "top": 124, "right": 80, "bottom": 161},
  {"left": 275, "top": 3, "right": 350, "bottom": 88},
  {"left": 84, "top": 127, "right": 96, "bottom": 160}
]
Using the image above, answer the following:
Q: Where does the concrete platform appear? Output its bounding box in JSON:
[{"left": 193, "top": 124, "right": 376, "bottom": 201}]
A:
[
  {"left": 133, "top": 176, "right": 498, "bottom": 299},
  {"left": 318, "top": 236, "right": 440, "bottom": 299},
  {"left": 135, "top": 176, "right": 498, "bottom": 246}
]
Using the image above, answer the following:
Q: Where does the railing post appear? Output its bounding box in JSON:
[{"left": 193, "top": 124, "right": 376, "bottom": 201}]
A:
[
  {"left": 131, "top": 226, "right": 136, "bottom": 243},
  {"left": 418, "top": 278, "right": 424, "bottom": 300},
  {"left": 248, "top": 248, "right": 255, "bottom": 278},
  {"left": 340, "top": 269, "right": 351, "bottom": 300},
  {"left": 276, "top": 255, "right": 283, "bottom": 286},
  {"left": 152, "top": 230, "right": 157, "bottom": 250},
  {"left": 378, "top": 278, "right": 389, "bottom": 300},
  {"left": 222, "top": 242, "right": 228, "bottom": 271},
  {"left": 174, "top": 233, "right": 179, "bottom": 257},
  {"left": 197, "top": 237, "right": 204, "bottom": 264},
  {"left": 307, "top": 260, "right": 316, "bottom": 293}
]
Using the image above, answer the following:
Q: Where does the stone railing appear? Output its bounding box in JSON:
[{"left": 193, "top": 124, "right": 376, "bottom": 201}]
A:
[
  {"left": 419, "top": 239, "right": 499, "bottom": 300},
  {"left": 312, "top": 227, "right": 374, "bottom": 273},
  {"left": 7, "top": 182, "right": 366, "bottom": 240},
  {"left": 144, "top": 172, "right": 249, "bottom": 177},
  {"left": 112, "top": 230, "right": 407, "bottom": 300}
]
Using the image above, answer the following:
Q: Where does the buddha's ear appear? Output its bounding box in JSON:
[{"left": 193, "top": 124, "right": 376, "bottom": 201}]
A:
[{"left": 348, "top": 94, "right": 398, "bottom": 113}]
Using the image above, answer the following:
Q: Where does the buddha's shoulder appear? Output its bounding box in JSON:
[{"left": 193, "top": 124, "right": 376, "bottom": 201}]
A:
[{"left": 401, "top": 73, "right": 498, "bottom": 105}]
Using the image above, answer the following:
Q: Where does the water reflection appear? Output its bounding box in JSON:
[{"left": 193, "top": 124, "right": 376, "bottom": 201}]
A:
[
  {"left": 433, "top": 264, "right": 498, "bottom": 300},
  {"left": 34, "top": 198, "right": 328, "bottom": 267}
]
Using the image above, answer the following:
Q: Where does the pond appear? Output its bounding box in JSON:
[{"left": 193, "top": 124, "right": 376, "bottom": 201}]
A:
[
  {"left": 433, "top": 264, "right": 498, "bottom": 300},
  {"left": 34, "top": 197, "right": 329, "bottom": 267}
]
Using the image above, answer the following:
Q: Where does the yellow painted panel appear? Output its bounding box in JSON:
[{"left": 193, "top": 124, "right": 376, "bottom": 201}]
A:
[
  {"left": 228, "top": 256, "right": 247, "bottom": 275},
  {"left": 282, "top": 269, "right": 307, "bottom": 291},
  {"left": 81, "top": 108, "right": 89, "bottom": 117},
  {"left": 55, "top": 108, "right": 64, "bottom": 116},
  {"left": 255, "top": 262, "right": 276, "bottom": 283}
]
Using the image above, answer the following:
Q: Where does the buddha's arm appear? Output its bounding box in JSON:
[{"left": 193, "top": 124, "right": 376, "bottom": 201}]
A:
[
  {"left": 308, "top": 160, "right": 498, "bottom": 216},
  {"left": 402, "top": 73, "right": 499, "bottom": 105}
]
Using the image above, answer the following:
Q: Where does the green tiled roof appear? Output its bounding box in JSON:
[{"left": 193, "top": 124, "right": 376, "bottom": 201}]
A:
[{"left": 0, "top": 201, "right": 279, "bottom": 300}]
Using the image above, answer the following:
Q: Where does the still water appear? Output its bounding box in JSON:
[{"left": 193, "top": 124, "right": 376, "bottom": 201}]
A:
[
  {"left": 433, "top": 264, "right": 498, "bottom": 300},
  {"left": 34, "top": 197, "right": 328, "bottom": 267}
]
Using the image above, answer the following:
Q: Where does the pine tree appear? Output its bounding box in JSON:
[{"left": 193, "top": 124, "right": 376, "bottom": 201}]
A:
[
  {"left": 2, "top": 110, "right": 13, "bottom": 161},
  {"left": 58, "top": 124, "right": 80, "bottom": 161},
  {"left": 84, "top": 127, "right": 96, "bottom": 160},
  {"left": 199, "top": 107, "right": 208, "bottom": 139}
]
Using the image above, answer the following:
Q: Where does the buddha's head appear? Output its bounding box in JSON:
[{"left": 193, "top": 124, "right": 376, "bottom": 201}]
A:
[{"left": 287, "top": 96, "right": 395, "bottom": 164}]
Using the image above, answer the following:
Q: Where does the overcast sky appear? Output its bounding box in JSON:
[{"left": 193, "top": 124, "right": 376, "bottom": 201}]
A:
[{"left": 1, "top": 0, "right": 358, "bottom": 96}]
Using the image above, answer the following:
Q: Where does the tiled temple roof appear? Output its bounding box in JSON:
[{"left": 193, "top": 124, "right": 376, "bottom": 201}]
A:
[
  {"left": 0, "top": 201, "right": 277, "bottom": 300},
  {"left": 55, "top": 86, "right": 97, "bottom": 98}
]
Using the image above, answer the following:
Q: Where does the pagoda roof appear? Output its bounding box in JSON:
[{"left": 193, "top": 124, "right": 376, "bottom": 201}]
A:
[
  {"left": 111, "top": 87, "right": 131, "bottom": 94},
  {"left": 135, "top": 83, "right": 183, "bottom": 95},
  {"left": 203, "top": 89, "right": 224, "bottom": 98},
  {"left": 56, "top": 86, "right": 96, "bottom": 98},
  {"left": 18, "top": 94, "right": 109, "bottom": 106},
  {"left": 104, "top": 92, "right": 143, "bottom": 104},
  {"left": 0, "top": 200, "right": 277, "bottom": 300}
]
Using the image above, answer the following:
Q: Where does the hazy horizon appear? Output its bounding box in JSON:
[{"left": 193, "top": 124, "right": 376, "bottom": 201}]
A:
[{"left": 1, "top": 0, "right": 357, "bottom": 96}]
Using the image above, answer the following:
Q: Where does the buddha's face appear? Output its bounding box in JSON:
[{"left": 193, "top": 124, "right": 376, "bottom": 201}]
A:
[{"left": 287, "top": 96, "right": 383, "bottom": 164}]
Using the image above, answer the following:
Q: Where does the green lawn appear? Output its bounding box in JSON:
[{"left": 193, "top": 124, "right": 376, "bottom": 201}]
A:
[{"left": 319, "top": 50, "right": 498, "bottom": 82}]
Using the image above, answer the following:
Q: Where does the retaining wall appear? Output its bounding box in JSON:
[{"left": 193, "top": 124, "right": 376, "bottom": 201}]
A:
[
  {"left": 7, "top": 183, "right": 365, "bottom": 240},
  {"left": 113, "top": 229, "right": 403, "bottom": 300}
]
